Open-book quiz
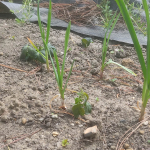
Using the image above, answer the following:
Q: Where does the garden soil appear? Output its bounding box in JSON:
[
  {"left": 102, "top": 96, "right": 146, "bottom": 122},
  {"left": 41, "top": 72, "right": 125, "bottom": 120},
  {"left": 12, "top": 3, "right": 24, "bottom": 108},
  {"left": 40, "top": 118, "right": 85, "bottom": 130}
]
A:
[{"left": 0, "top": 19, "right": 150, "bottom": 150}]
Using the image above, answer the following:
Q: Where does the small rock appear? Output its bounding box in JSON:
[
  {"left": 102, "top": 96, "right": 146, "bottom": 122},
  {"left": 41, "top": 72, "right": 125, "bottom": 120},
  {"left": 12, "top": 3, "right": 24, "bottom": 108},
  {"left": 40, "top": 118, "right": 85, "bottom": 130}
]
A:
[
  {"left": 74, "top": 57, "right": 81, "bottom": 62},
  {"left": 79, "top": 124, "right": 83, "bottom": 127},
  {"left": 0, "top": 52, "right": 3, "bottom": 56},
  {"left": 123, "top": 143, "right": 130, "bottom": 149},
  {"left": 38, "top": 87, "right": 45, "bottom": 91},
  {"left": 21, "top": 118, "right": 27, "bottom": 125},
  {"left": 139, "top": 130, "right": 145, "bottom": 134},
  {"left": 91, "top": 59, "right": 99, "bottom": 67},
  {"left": 51, "top": 114, "right": 58, "bottom": 119},
  {"left": 70, "top": 123, "right": 74, "bottom": 126},
  {"left": 110, "top": 146, "right": 116, "bottom": 150},
  {"left": 143, "top": 121, "right": 149, "bottom": 126},
  {"left": 1, "top": 115, "right": 8, "bottom": 122},
  {"left": 83, "top": 125, "right": 98, "bottom": 138},
  {"left": 52, "top": 131, "right": 59, "bottom": 137},
  {"left": 13, "top": 100, "right": 20, "bottom": 107},
  {"left": 56, "top": 142, "right": 62, "bottom": 148}
]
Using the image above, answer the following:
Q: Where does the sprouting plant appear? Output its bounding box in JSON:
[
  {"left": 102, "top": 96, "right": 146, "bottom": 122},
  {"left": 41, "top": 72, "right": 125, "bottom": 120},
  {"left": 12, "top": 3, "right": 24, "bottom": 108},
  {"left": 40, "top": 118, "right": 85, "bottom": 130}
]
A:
[
  {"left": 109, "top": 78, "right": 117, "bottom": 82},
  {"left": 72, "top": 89, "right": 91, "bottom": 118},
  {"left": 9, "top": 36, "right": 15, "bottom": 40},
  {"left": 82, "top": 38, "right": 93, "bottom": 48},
  {"left": 61, "top": 139, "right": 69, "bottom": 147},
  {"left": 115, "top": 0, "right": 150, "bottom": 121},
  {"left": 100, "top": 11, "right": 136, "bottom": 79},
  {"left": 95, "top": 97, "right": 99, "bottom": 102},
  {"left": 97, "top": 0, "right": 113, "bottom": 28},
  {"left": 10, "top": 0, "right": 34, "bottom": 25},
  {"left": 28, "top": 0, "right": 74, "bottom": 108}
]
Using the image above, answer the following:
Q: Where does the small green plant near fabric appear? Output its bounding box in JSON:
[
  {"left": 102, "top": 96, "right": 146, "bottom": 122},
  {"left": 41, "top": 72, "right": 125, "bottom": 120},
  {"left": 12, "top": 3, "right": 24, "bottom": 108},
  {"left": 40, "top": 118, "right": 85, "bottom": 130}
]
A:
[
  {"left": 10, "top": 0, "right": 34, "bottom": 25},
  {"left": 115, "top": 0, "right": 150, "bottom": 121},
  {"left": 124, "top": 0, "right": 147, "bottom": 35},
  {"left": 100, "top": 11, "right": 136, "bottom": 79},
  {"left": 97, "top": 0, "right": 113, "bottom": 28},
  {"left": 81, "top": 37, "right": 93, "bottom": 48},
  {"left": 61, "top": 139, "right": 69, "bottom": 147},
  {"left": 72, "top": 89, "right": 91, "bottom": 118}
]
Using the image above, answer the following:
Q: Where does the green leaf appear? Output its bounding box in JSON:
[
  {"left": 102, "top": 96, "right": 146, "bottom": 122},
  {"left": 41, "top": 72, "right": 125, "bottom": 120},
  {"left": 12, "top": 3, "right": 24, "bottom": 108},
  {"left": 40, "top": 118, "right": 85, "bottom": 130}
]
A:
[
  {"left": 82, "top": 38, "right": 93, "bottom": 47},
  {"left": 72, "top": 104, "right": 85, "bottom": 118},
  {"left": 84, "top": 102, "right": 92, "bottom": 114},
  {"left": 47, "top": 43, "right": 56, "bottom": 57},
  {"left": 75, "top": 97, "right": 82, "bottom": 104},
  {"left": 106, "top": 59, "right": 136, "bottom": 76},
  {"left": 61, "top": 139, "right": 69, "bottom": 147}
]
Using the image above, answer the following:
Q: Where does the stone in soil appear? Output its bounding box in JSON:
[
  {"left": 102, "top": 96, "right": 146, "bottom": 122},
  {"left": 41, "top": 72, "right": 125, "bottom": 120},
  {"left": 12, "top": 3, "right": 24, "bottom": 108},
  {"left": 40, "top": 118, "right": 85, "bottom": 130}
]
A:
[{"left": 83, "top": 125, "right": 98, "bottom": 138}]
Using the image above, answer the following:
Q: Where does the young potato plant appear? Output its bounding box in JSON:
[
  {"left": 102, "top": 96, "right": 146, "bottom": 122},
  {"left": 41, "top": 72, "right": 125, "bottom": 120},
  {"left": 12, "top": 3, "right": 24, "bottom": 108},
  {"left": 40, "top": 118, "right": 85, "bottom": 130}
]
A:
[
  {"left": 115, "top": 0, "right": 150, "bottom": 121},
  {"left": 72, "top": 89, "right": 91, "bottom": 118},
  {"left": 100, "top": 11, "right": 136, "bottom": 79}
]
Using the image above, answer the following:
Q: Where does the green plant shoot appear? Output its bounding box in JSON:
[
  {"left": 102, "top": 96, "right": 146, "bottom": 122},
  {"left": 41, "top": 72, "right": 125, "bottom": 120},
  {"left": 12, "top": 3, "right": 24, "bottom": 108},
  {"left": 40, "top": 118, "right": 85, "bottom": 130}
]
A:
[
  {"left": 115, "top": 0, "right": 150, "bottom": 121},
  {"left": 72, "top": 89, "right": 91, "bottom": 118},
  {"left": 37, "top": 0, "right": 52, "bottom": 71},
  {"left": 61, "top": 139, "right": 69, "bottom": 147},
  {"left": 100, "top": 11, "right": 136, "bottom": 79}
]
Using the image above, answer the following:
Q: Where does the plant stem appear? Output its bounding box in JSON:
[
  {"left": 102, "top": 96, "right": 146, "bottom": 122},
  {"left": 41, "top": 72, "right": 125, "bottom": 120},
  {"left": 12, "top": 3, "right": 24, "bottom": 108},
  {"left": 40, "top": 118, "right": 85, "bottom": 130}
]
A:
[
  {"left": 139, "top": 105, "right": 145, "bottom": 121},
  {"left": 100, "top": 67, "right": 104, "bottom": 79}
]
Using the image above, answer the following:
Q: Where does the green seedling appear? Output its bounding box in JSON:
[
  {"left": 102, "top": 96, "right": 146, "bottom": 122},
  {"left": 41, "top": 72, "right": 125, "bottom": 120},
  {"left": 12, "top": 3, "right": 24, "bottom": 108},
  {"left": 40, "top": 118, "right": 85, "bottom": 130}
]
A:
[
  {"left": 11, "top": 0, "right": 34, "bottom": 25},
  {"left": 61, "top": 139, "right": 69, "bottom": 147},
  {"left": 109, "top": 78, "right": 117, "bottom": 82},
  {"left": 115, "top": 0, "right": 150, "bottom": 121},
  {"left": 72, "top": 89, "right": 91, "bottom": 118},
  {"left": 67, "top": 48, "right": 72, "bottom": 51},
  {"left": 95, "top": 97, "right": 99, "bottom": 102},
  {"left": 82, "top": 37, "right": 93, "bottom": 48},
  {"left": 9, "top": 36, "right": 15, "bottom": 40},
  {"left": 29, "top": 0, "right": 74, "bottom": 108},
  {"left": 100, "top": 12, "right": 136, "bottom": 79}
]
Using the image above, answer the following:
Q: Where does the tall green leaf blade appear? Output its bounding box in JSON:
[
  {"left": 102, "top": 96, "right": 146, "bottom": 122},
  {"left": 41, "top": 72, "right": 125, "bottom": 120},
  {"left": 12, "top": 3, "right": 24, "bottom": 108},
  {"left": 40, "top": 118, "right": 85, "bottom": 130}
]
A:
[
  {"left": 54, "top": 51, "right": 62, "bottom": 89},
  {"left": 46, "top": 0, "right": 52, "bottom": 44},
  {"left": 115, "top": 0, "right": 146, "bottom": 78},
  {"left": 63, "top": 59, "right": 75, "bottom": 92},
  {"left": 142, "top": 0, "right": 150, "bottom": 103},
  {"left": 61, "top": 21, "right": 71, "bottom": 81}
]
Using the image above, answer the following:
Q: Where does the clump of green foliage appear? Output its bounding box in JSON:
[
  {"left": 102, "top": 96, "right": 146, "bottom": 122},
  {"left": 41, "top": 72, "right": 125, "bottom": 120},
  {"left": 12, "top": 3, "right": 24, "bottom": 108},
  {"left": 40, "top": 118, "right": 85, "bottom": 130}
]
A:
[
  {"left": 100, "top": 11, "right": 136, "bottom": 79},
  {"left": 115, "top": 0, "right": 150, "bottom": 121},
  {"left": 82, "top": 38, "right": 93, "bottom": 48},
  {"left": 20, "top": 44, "right": 56, "bottom": 63},
  {"left": 10, "top": 0, "right": 34, "bottom": 24},
  {"left": 72, "top": 89, "right": 91, "bottom": 118},
  {"left": 61, "top": 139, "right": 69, "bottom": 147}
]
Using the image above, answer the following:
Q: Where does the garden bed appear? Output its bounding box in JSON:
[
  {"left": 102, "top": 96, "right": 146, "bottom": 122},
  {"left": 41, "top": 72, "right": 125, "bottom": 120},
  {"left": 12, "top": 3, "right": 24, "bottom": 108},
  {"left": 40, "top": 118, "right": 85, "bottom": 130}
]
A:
[{"left": 0, "top": 18, "right": 150, "bottom": 150}]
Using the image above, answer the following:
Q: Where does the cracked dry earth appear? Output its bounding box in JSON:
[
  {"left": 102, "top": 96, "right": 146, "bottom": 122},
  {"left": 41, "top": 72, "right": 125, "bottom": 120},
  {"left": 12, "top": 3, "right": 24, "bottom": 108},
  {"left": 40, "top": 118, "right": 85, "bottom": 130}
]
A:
[{"left": 0, "top": 18, "right": 150, "bottom": 150}]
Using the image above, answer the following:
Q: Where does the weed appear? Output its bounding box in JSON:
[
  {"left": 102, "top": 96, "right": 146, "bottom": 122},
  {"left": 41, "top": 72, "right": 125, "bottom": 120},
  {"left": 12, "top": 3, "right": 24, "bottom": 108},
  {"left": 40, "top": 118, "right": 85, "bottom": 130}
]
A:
[
  {"left": 72, "top": 89, "right": 91, "bottom": 118},
  {"left": 99, "top": 12, "right": 136, "bottom": 79},
  {"left": 97, "top": 0, "right": 113, "bottom": 28},
  {"left": 61, "top": 139, "right": 69, "bottom": 147},
  {"left": 10, "top": 0, "right": 34, "bottom": 25},
  {"left": 115, "top": 0, "right": 150, "bottom": 121},
  {"left": 81, "top": 37, "right": 93, "bottom": 48},
  {"left": 95, "top": 97, "right": 99, "bottom": 102}
]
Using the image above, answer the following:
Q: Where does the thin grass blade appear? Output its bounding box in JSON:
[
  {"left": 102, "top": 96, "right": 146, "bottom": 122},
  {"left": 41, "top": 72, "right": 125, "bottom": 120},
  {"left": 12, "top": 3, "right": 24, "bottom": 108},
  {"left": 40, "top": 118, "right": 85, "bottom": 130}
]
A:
[
  {"left": 61, "top": 21, "right": 71, "bottom": 81},
  {"left": 27, "top": 37, "right": 46, "bottom": 58},
  {"left": 106, "top": 59, "right": 136, "bottom": 76},
  {"left": 46, "top": 0, "right": 52, "bottom": 44},
  {"left": 115, "top": 0, "right": 146, "bottom": 78},
  {"left": 63, "top": 59, "right": 75, "bottom": 92}
]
